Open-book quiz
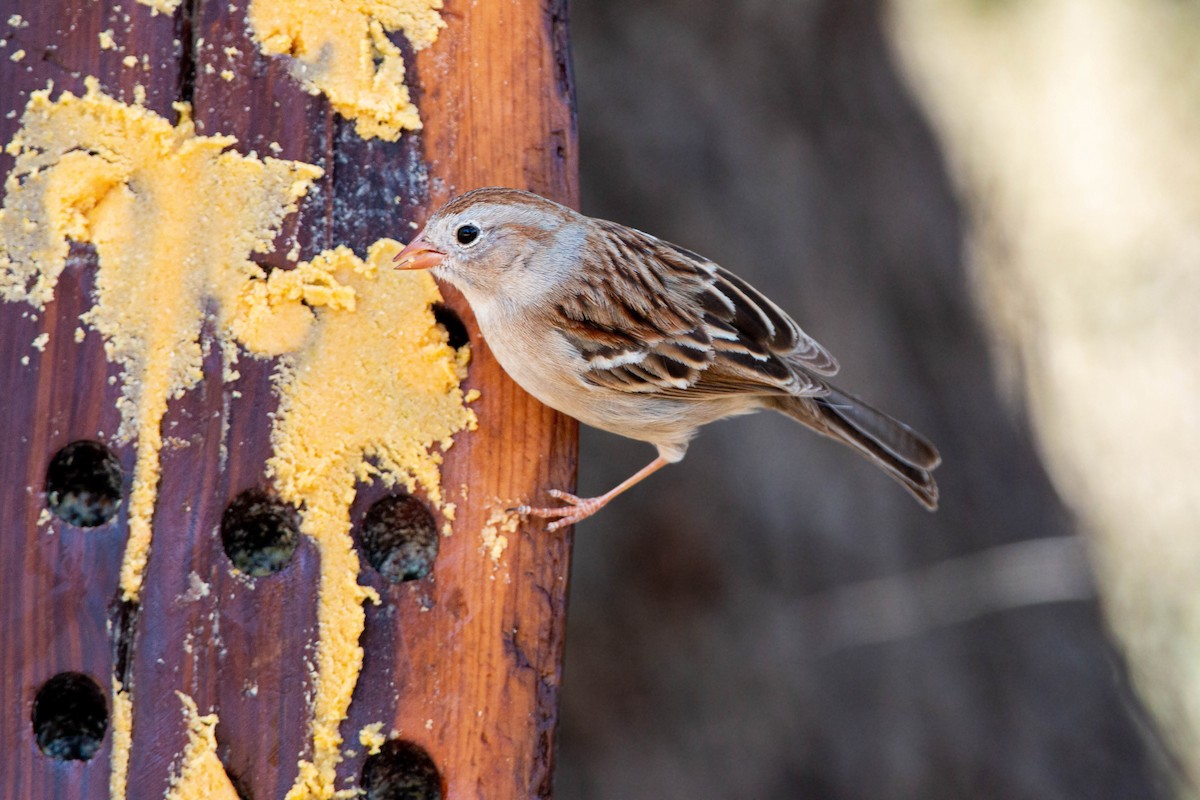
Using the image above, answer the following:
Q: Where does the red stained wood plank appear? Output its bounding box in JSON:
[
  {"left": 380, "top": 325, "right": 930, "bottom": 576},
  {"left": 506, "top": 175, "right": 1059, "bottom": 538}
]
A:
[{"left": 0, "top": 0, "right": 578, "bottom": 798}]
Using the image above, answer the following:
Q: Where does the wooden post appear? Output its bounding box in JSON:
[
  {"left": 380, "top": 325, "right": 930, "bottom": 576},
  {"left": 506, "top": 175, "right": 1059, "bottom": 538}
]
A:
[{"left": 0, "top": 0, "right": 578, "bottom": 797}]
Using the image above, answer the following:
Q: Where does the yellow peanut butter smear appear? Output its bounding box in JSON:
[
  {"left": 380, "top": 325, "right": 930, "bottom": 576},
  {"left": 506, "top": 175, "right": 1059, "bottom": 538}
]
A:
[
  {"left": 0, "top": 80, "right": 320, "bottom": 799},
  {"left": 248, "top": 0, "right": 445, "bottom": 141},
  {"left": 1, "top": 84, "right": 475, "bottom": 800},
  {"left": 130, "top": 0, "right": 443, "bottom": 139},
  {"left": 358, "top": 721, "right": 388, "bottom": 756},
  {"left": 110, "top": 679, "right": 133, "bottom": 800},
  {"left": 269, "top": 240, "right": 475, "bottom": 800},
  {"left": 0, "top": 79, "right": 325, "bottom": 614},
  {"left": 165, "top": 693, "right": 241, "bottom": 800},
  {"left": 134, "top": 0, "right": 183, "bottom": 15}
]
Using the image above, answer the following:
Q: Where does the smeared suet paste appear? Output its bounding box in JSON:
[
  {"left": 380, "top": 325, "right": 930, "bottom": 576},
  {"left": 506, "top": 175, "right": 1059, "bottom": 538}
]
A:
[
  {"left": 0, "top": 79, "right": 325, "bottom": 615},
  {"left": 164, "top": 693, "right": 241, "bottom": 800},
  {"left": 269, "top": 241, "right": 474, "bottom": 799},
  {"left": 132, "top": 0, "right": 444, "bottom": 141},
  {"left": 247, "top": 0, "right": 444, "bottom": 141},
  {"left": 1, "top": 84, "right": 474, "bottom": 800}
]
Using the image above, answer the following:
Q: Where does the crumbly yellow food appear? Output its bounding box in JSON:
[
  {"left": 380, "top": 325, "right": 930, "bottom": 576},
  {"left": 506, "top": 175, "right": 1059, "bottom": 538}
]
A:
[
  {"left": 0, "top": 81, "right": 328, "bottom": 799},
  {"left": 268, "top": 240, "right": 475, "bottom": 800},
  {"left": 480, "top": 506, "right": 519, "bottom": 569},
  {"left": 358, "top": 721, "right": 387, "bottom": 756},
  {"left": 248, "top": 0, "right": 444, "bottom": 141},
  {"left": 0, "top": 79, "right": 325, "bottom": 609},
  {"left": 134, "top": 0, "right": 182, "bottom": 16},
  {"left": 165, "top": 693, "right": 240, "bottom": 800},
  {"left": 2, "top": 83, "right": 474, "bottom": 800},
  {"left": 110, "top": 679, "right": 133, "bottom": 800}
]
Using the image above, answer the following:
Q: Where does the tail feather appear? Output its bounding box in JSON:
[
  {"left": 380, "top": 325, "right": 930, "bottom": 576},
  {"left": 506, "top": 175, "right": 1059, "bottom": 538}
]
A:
[{"left": 771, "top": 388, "right": 941, "bottom": 510}]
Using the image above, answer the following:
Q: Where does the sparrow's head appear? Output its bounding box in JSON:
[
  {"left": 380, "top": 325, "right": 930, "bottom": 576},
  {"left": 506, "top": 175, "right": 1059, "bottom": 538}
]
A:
[{"left": 395, "top": 187, "right": 584, "bottom": 303}]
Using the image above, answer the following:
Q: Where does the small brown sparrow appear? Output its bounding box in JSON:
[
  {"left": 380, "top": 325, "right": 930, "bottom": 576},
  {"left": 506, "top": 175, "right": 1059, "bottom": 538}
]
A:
[{"left": 396, "top": 188, "right": 940, "bottom": 530}]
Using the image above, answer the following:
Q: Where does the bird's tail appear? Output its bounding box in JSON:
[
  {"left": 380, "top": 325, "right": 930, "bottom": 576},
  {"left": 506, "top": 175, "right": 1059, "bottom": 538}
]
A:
[{"left": 770, "top": 387, "right": 941, "bottom": 510}]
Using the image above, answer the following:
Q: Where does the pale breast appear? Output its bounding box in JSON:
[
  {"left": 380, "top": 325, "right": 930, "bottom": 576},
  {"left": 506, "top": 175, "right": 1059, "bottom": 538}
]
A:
[{"left": 471, "top": 302, "right": 755, "bottom": 456}]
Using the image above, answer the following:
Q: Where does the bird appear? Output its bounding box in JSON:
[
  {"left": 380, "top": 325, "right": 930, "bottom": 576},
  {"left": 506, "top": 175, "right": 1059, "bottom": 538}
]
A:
[{"left": 395, "top": 187, "right": 941, "bottom": 531}]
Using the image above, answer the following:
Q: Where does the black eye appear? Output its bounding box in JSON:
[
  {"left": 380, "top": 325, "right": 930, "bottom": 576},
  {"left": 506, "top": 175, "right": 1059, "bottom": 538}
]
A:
[{"left": 456, "top": 224, "right": 480, "bottom": 246}]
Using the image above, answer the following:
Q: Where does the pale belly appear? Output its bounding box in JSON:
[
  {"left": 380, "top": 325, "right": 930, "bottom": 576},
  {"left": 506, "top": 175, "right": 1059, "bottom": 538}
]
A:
[{"left": 473, "top": 306, "right": 754, "bottom": 460}]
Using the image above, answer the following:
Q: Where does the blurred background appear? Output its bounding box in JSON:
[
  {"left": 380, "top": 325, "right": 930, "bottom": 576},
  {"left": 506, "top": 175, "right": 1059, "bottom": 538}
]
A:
[{"left": 555, "top": 0, "right": 1200, "bottom": 798}]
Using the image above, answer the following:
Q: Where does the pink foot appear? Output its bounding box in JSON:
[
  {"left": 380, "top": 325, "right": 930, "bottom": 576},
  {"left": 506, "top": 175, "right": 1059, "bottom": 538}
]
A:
[{"left": 517, "top": 489, "right": 608, "bottom": 532}]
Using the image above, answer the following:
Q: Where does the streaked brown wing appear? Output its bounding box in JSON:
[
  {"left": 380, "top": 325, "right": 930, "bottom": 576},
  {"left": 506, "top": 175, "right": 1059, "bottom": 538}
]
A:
[{"left": 554, "top": 221, "right": 836, "bottom": 398}]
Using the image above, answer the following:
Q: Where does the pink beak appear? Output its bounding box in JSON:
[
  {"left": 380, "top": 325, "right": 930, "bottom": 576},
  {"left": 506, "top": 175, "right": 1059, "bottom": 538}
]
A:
[{"left": 394, "top": 233, "right": 446, "bottom": 271}]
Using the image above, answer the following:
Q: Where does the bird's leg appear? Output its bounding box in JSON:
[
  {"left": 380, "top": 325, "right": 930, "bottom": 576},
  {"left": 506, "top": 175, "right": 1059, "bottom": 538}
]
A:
[{"left": 518, "top": 456, "right": 671, "bottom": 532}]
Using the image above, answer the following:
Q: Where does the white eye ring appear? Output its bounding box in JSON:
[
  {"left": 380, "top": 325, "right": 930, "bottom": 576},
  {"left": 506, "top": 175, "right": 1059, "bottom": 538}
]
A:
[{"left": 455, "top": 222, "right": 482, "bottom": 247}]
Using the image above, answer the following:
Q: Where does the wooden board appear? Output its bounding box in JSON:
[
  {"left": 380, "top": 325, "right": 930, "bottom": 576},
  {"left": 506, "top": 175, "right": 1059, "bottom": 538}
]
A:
[{"left": 0, "top": 1, "right": 578, "bottom": 798}]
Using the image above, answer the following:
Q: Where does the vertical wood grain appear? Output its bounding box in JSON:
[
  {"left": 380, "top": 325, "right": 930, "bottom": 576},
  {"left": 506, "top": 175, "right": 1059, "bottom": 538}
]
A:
[
  {"left": 0, "top": 3, "right": 182, "bottom": 798},
  {"left": 0, "top": 0, "right": 578, "bottom": 797}
]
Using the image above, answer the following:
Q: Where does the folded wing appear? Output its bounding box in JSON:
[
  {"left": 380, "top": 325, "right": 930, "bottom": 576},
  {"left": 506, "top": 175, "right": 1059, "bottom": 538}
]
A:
[{"left": 555, "top": 221, "right": 838, "bottom": 399}]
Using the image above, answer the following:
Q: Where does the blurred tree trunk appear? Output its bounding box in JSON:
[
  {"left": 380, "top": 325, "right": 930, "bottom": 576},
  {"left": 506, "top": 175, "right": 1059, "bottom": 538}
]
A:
[
  {"left": 891, "top": 0, "right": 1200, "bottom": 796},
  {"left": 555, "top": 0, "right": 1173, "bottom": 798}
]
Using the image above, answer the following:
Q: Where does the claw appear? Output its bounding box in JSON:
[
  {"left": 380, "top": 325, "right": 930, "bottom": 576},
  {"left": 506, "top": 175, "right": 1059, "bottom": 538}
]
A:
[
  {"left": 546, "top": 489, "right": 584, "bottom": 505},
  {"left": 514, "top": 456, "right": 670, "bottom": 531},
  {"left": 518, "top": 490, "right": 607, "bottom": 531}
]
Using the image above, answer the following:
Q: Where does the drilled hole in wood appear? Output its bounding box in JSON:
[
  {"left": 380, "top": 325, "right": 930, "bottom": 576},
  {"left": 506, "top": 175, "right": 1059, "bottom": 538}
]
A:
[
  {"left": 220, "top": 489, "right": 300, "bottom": 576},
  {"left": 44, "top": 440, "right": 123, "bottom": 527},
  {"left": 360, "top": 493, "right": 438, "bottom": 583},
  {"left": 32, "top": 672, "right": 108, "bottom": 761},
  {"left": 432, "top": 304, "right": 469, "bottom": 350},
  {"left": 361, "top": 739, "right": 442, "bottom": 800}
]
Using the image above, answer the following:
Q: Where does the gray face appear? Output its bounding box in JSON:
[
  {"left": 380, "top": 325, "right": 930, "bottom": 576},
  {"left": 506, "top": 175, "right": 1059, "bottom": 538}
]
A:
[
  {"left": 420, "top": 194, "right": 587, "bottom": 306},
  {"left": 423, "top": 205, "right": 502, "bottom": 285}
]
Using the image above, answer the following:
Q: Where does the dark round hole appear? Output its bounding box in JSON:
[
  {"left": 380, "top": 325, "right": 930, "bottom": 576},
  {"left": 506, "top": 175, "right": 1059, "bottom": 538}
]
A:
[
  {"left": 44, "top": 441, "right": 123, "bottom": 527},
  {"left": 431, "top": 304, "right": 469, "bottom": 350},
  {"left": 360, "top": 493, "right": 438, "bottom": 583},
  {"left": 220, "top": 489, "right": 300, "bottom": 576},
  {"left": 32, "top": 672, "right": 108, "bottom": 761},
  {"left": 362, "top": 739, "right": 442, "bottom": 800}
]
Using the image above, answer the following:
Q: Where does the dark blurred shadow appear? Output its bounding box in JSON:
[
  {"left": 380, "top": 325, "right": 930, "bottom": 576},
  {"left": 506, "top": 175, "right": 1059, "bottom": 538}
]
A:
[{"left": 556, "top": 1, "right": 1168, "bottom": 798}]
